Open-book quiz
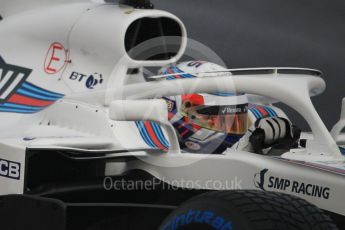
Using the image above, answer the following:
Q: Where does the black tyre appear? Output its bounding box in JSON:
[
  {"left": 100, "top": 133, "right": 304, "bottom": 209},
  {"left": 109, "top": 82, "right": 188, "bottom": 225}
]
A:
[{"left": 159, "top": 190, "right": 338, "bottom": 230}]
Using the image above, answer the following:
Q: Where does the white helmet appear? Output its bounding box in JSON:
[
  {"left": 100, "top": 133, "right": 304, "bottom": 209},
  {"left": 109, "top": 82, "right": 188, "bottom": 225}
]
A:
[{"left": 159, "top": 61, "right": 249, "bottom": 153}]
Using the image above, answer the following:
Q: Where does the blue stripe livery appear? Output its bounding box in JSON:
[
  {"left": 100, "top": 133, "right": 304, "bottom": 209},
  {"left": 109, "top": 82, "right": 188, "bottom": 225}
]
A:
[
  {"left": 0, "top": 81, "right": 64, "bottom": 114},
  {"left": 135, "top": 121, "right": 169, "bottom": 149},
  {"left": 21, "top": 82, "right": 64, "bottom": 98}
]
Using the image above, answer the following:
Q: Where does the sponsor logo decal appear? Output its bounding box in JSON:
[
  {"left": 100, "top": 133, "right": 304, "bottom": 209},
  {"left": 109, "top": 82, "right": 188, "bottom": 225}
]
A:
[
  {"left": 0, "top": 56, "right": 31, "bottom": 103},
  {"left": 253, "top": 169, "right": 330, "bottom": 199},
  {"left": 161, "top": 209, "right": 232, "bottom": 230},
  {"left": 253, "top": 168, "right": 268, "bottom": 191},
  {"left": 165, "top": 99, "right": 176, "bottom": 113},
  {"left": 69, "top": 71, "right": 103, "bottom": 89},
  {"left": 163, "top": 97, "right": 177, "bottom": 119},
  {"left": 185, "top": 141, "right": 201, "bottom": 151},
  {"left": 0, "top": 56, "right": 64, "bottom": 113},
  {"left": 187, "top": 61, "right": 206, "bottom": 68},
  {"left": 0, "top": 158, "right": 20, "bottom": 180},
  {"left": 44, "top": 42, "right": 68, "bottom": 74},
  {"left": 196, "top": 104, "right": 248, "bottom": 116},
  {"left": 220, "top": 104, "right": 248, "bottom": 115}
]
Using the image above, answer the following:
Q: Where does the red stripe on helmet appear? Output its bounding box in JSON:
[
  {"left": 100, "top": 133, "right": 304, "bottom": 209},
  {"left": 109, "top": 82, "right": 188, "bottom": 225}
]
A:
[
  {"left": 167, "top": 68, "right": 182, "bottom": 79},
  {"left": 257, "top": 106, "right": 269, "bottom": 117}
]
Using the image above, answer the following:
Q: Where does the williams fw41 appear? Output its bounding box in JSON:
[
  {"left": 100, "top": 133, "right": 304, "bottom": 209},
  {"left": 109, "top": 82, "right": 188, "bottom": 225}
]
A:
[{"left": 0, "top": 0, "right": 344, "bottom": 229}]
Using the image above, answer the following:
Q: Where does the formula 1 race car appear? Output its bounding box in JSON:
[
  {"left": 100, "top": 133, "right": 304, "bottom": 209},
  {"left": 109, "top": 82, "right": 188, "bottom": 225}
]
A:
[{"left": 0, "top": 0, "right": 344, "bottom": 229}]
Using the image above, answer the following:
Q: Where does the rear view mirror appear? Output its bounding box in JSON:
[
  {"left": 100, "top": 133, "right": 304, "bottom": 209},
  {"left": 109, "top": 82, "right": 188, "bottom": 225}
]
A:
[{"left": 110, "top": 99, "right": 180, "bottom": 153}]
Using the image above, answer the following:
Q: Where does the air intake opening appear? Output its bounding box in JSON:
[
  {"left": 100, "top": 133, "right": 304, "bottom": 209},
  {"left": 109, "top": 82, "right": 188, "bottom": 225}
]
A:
[{"left": 125, "top": 17, "right": 183, "bottom": 61}]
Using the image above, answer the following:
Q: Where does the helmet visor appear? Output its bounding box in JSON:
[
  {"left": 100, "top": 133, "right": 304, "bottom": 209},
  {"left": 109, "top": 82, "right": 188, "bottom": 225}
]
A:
[{"left": 183, "top": 104, "right": 248, "bottom": 134}]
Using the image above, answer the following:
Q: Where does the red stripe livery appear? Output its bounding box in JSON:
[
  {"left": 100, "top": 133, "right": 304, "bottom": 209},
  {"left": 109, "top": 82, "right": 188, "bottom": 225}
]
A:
[
  {"left": 8, "top": 94, "right": 54, "bottom": 107},
  {"left": 143, "top": 121, "right": 168, "bottom": 151}
]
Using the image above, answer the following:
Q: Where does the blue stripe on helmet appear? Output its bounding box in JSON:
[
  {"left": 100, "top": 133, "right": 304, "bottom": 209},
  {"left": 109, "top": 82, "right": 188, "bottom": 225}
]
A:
[
  {"left": 164, "top": 70, "right": 176, "bottom": 80},
  {"left": 174, "top": 66, "right": 195, "bottom": 78},
  {"left": 266, "top": 106, "right": 278, "bottom": 117},
  {"left": 170, "top": 67, "right": 185, "bottom": 79},
  {"left": 265, "top": 107, "right": 274, "bottom": 117},
  {"left": 164, "top": 66, "right": 196, "bottom": 80},
  {"left": 249, "top": 108, "right": 260, "bottom": 119}
]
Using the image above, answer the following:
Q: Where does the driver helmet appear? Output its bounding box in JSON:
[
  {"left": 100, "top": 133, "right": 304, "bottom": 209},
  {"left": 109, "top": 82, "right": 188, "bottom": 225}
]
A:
[{"left": 159, "top": 61, "right": 249, "bottom": 153}]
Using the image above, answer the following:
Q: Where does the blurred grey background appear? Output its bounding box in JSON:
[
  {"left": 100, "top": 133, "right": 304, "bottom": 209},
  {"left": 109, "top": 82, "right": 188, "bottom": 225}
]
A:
[{"left": 151, "top": 0, "right": 345, "bottom": 130}]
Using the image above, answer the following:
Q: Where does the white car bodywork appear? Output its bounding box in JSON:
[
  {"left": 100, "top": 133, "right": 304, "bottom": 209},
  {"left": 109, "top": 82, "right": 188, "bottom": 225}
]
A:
[{"left": 0, "top": 0, "right": 344, "bottom": 219}]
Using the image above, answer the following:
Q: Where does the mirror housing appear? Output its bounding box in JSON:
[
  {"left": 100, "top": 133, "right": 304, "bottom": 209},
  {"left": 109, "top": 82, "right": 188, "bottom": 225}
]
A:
[{"left": 110, "top": 99, "right": 180, "bottom": 153}]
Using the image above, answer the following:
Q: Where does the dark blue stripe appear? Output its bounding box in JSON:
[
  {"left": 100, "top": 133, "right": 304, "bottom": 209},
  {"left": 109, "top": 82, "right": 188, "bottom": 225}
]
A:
[
  {"left": 174, "top": 67, "right": 195, "bottom": 78},
  {"left": 0, "top": 107, "right": 36, "bottom": 114},
  {"left": 139, "top": 122, "right": 158, "bottom": 148},
  {"left": 249, "top": 108, "right": 260, "bottom": 119},
  {"left": 22, "top": 82, "right": 64, "bottom": 97},
  {"left": 265, "top": 107, "right": 275, "bottom": 117},
  {"left": 135, "top": 122, "right": 154, "bottom": 147},
  {"left": 135, "top": 122, "right": 156, "bottom": 148},
  {"left": 20, "top": 85, "right": 62, "bottom": 100},
  {"left": 17, "top": 89, "right": 59, "bottom": 101},
  {"left": 165, "top": 70, "right": 176, "bottom": 80},
  {"left": 151, "top": 122, "right": 169, "bottom": 148},
  {"left": 1, "top": 103, "right": 43, "bottom": 111},
  {"left": 253, "top": 108, "right": 261, "bottom": 118},
  {"left": 266, "top": 107, "right": 278, "bottom": 117}
]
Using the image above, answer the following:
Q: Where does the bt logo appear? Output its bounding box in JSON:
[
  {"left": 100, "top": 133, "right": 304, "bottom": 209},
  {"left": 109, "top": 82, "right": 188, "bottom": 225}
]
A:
[{"left": 69, "top": 71, "right": 103, "bottom": 89}]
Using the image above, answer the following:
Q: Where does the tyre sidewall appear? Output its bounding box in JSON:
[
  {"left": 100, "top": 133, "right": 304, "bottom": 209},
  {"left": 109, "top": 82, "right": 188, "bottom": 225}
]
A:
[{"left": 160, "top": 196, "right": 254, "bottom": 230}]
